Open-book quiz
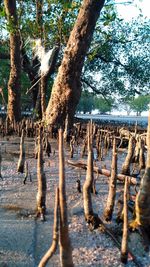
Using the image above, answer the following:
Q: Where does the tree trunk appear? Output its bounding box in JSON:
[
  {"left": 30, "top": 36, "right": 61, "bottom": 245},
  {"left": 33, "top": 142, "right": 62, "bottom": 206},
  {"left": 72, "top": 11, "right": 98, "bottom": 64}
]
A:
[
  {"left": 45, "top": 0, "right": 105, "bottom": 128},
  {"left": 33, "top": 0, "right": 44, "bottom": 119},
  {"left": 4, "top": 0, "right": 21, "bottom": 122},
  {"left": 134, "top": 111, "right": 150, "bottom": 229}
]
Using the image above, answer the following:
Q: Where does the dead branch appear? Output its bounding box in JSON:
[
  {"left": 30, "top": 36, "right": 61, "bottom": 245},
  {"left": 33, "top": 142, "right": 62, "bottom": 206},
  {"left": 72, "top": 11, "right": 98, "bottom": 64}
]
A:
[{"left": 67, "top": 160, "right": 139, "bottom": 186}]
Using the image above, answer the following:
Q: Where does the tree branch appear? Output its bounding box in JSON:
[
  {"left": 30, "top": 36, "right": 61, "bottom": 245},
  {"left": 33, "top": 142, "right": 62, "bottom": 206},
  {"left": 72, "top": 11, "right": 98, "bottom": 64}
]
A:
[{"left": 81, "top": 77, "right": 108, "bottom": 101}]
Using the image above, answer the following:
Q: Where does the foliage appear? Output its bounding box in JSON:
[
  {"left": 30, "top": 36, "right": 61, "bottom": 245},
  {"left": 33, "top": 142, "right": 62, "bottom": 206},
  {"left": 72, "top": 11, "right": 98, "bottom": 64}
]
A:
[
  {"left": 118, "top": 96, "right": 133, "bottom": 115},
  {"left": 84, "top": 11, "right": 150, "bottom": 99},
  {"left": 77, "top": 91, "right": 94, "bottom": 114},
  {"left": 77, "top": 91, "right": 115, "bottom": 114},
  {"left": 0, "top": 44, "right": 9, "bottom": 105},
  {"left": 128, "top": 95, "right": 150, "bottom": 116},
  {"left": 94, "top": 96, "right": 115, "bottom": 114}
]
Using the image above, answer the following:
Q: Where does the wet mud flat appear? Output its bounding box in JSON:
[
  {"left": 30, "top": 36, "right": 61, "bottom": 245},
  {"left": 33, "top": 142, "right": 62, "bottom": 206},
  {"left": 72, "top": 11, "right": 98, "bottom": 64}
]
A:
[{"left": 0, "top": 136, "right": 150, "bottom": 267}]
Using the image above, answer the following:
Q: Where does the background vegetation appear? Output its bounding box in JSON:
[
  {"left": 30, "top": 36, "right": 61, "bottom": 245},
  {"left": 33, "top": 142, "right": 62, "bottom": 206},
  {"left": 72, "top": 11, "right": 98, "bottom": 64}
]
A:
[{"left": 0, "top": 0, "right": 149, "bottom": 115}]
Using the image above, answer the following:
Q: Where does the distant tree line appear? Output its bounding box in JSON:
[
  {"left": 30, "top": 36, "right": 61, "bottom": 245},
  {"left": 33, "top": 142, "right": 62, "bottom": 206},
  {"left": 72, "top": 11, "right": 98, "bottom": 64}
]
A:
[{"left": 77, "top": 91, "right": 150, "bottom": 115}]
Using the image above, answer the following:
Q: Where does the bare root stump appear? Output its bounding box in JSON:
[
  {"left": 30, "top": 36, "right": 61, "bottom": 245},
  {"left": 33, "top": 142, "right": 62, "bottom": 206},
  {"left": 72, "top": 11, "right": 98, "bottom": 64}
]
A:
[
  {"left": 85, "top": 213, "right": 102, "bottom": 230},
  {"left": 121, "top": 252, "right": 128, "bottom": 264}
]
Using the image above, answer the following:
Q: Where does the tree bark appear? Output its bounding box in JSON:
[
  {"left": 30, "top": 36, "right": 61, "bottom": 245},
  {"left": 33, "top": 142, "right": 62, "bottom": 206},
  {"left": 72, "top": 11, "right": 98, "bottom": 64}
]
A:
[
  {"left": 33, "top": 0, "right": 44, "bottom": 119},
  {"left": 134, "top": 111, "right": 150, "bottom": 228},
  {"left": 4, "top": 0, "right": 21, "bottom": 122},
  {"left": 45, "top": 0, "right": 105, "bottom": 128}
]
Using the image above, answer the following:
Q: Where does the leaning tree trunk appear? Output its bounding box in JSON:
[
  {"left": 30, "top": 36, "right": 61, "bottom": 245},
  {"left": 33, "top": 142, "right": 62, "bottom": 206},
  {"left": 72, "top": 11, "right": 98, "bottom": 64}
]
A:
[
  {"left": 45, "top": 0, "right": 105, "bottom": 128},
  {"left": 132, "top": 111, "right": 150, "bottom": 231},
  {"left": 4, "top": 0, "right": 21, "bottom": 122}
]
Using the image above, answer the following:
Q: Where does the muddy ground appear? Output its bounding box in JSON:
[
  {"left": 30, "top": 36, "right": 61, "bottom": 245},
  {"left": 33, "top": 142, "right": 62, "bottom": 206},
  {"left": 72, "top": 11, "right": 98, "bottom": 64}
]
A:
[{"left": 0, "top": 135, "right": 150, "bottom": 267}]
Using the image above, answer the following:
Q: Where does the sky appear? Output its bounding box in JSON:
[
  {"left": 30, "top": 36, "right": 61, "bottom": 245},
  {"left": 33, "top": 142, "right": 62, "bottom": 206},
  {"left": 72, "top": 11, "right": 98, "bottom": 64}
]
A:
[{"left": 116, "top": 0, "right": 150, "bottom": 20}]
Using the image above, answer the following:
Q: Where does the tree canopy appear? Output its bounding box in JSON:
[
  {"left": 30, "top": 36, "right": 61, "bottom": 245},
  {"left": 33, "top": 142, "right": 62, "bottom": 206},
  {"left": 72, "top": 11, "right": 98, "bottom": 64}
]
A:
[{"left": 0, "top": 0, "right": 149, "bottom": 117}]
